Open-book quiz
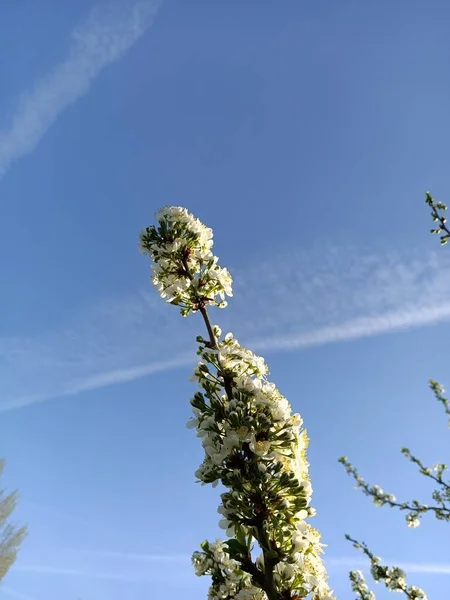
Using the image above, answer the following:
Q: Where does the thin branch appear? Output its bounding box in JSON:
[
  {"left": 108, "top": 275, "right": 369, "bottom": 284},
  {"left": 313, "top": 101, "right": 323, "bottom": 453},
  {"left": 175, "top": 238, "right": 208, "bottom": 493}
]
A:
[{"left": 339, "top": 456, "right": 450, "bottom": 527}]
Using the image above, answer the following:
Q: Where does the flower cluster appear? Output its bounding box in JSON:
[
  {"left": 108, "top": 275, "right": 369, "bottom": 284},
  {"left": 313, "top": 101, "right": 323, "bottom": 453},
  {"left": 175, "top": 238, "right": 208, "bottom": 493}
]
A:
[
  {"left": 189, "top": 330, "right": 333, "bottom": 598},
  {"left": 192, "top": 539, "right": 266, "bottom": 600},
  {"left": 349, "top": 570, "right": 375, "bottom": 600},
  {"left": 141, "top": 207, "right": 334, "bottom": 600},
  {"left": 140, "top": 206, "right": 232, "bottom": 316},
  {"left": 347, "top": 536, "right": 428, "bottom": 600}
]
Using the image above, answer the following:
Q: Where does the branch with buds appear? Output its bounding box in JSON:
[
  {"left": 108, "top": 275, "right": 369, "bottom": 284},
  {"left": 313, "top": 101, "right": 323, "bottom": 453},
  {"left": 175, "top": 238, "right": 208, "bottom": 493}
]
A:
[
  {"left": 425, "top": 191, "right": 449, "bottom": 245},
  {"left": 430, "top": 379, "right": 450, "bottom": 425},
  {"left": 346, "top": 536, "right": 427, "bottom": 600}
]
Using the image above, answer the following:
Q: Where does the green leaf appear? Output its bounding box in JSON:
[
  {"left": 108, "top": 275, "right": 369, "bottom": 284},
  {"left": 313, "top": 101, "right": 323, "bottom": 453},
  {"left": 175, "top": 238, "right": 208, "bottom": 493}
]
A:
[{"left": 224, "top": 538, "right": 248, "bottom": 560}]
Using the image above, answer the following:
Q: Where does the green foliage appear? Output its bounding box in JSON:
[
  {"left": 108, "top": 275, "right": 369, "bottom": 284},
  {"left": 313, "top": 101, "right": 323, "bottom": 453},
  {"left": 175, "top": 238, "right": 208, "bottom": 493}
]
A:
[{"left": 0, "top": 460, "right": 27, "bottom": 581}]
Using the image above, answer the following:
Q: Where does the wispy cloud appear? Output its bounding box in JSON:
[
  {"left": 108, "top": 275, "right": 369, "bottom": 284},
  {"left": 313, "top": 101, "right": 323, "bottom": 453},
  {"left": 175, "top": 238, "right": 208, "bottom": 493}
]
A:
[
  {"left": 326, "top": 556, "right": 450, "bottom": 575},
  {"left": 0, "top": 0, "right": 162, "bottom": 178},
  {"left": 1, "top": 246, "right": 449, "bottom": 411}
]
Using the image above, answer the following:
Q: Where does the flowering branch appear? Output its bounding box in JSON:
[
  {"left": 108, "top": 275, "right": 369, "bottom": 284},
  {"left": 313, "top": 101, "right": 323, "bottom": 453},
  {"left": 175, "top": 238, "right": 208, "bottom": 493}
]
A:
[
  {"left": 425, "top": 191, "right": 449, "bottom": 245},
  {"left": 340, "top": 194, "right": 449, "bottom": 598},
  {"left": 339, "top": 453, "right": 450, "bottom": 528},
  {"left": 140, "top": 207, "right": 334, "bottom": 600},
  {"left": 430, "top": 379, "right": 450, "bottom": 425},
  {"left": 345, "top": 536, "right": 427, "bottom": 600},
  {"left": 339, "top": 376, "right": 450, "bottom": 528}
]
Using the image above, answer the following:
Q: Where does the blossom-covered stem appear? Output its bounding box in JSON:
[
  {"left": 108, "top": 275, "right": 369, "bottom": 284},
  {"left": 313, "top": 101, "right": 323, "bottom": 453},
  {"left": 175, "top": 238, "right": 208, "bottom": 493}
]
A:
[
  {"left": 197, "top": 305, "right": 236, "bottom": 404},
  {"left": 429, "top": 379, "right": 450, "bottom": 425},
  {"left": 180, "top": 254, "right": 234, "bottom": 398},
  {"left": 140, "top": 207, "right": 334, "bottom": 600},
  {"left": 183, "top": 260, "right": 281, "bottom": 600},
  {"left": 180, "top": 252, "right": 234, "bottom": 403},
  {"left": 349, "top": 570, "right": 376, "bottom": 600},
  {"left": 402, "top": 449, "right": 450, "bottom": 492},
  {"left": 181, "top": 251, "right": 284, "bottom": 600},
  {"left": 181, "top": 256, "right": 280, "bottom": 596},
  {"left": 180, "top": 255, "right": 218, "bottom": 346}
]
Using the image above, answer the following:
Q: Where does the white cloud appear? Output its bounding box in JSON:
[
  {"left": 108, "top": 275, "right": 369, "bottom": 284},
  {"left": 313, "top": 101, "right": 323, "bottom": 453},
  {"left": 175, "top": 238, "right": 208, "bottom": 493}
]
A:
[
  {"left": 1, "top": 246, "right": 449, "bottom": 412},
  {"left": 0, "top": 0, "right": 162, "bottom": 178}
]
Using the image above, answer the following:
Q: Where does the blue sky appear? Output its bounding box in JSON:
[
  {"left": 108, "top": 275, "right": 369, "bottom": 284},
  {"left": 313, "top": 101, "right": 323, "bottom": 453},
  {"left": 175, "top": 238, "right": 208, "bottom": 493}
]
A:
[{"left": 1, "top": 0, "right": 449, "bottom": 598}]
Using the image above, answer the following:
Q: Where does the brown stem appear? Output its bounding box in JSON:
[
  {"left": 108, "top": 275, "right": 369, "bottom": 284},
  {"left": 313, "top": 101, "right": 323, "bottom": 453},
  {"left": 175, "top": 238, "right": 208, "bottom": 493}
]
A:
[
  {"left": 181, "top": 256, "right": 235, "bottom": 402},
  {"left": 199, "top": 305, "right": 218, "bottom": 348}
]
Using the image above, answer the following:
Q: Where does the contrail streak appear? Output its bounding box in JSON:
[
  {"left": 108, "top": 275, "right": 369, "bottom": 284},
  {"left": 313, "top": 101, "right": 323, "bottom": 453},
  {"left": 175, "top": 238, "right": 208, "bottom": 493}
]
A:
[
  {"left": 0, "top": 0, "right": 163, "bottom": 178},
  {"left": 250, "top": 302, "right": 450, "bottom": 352}
]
